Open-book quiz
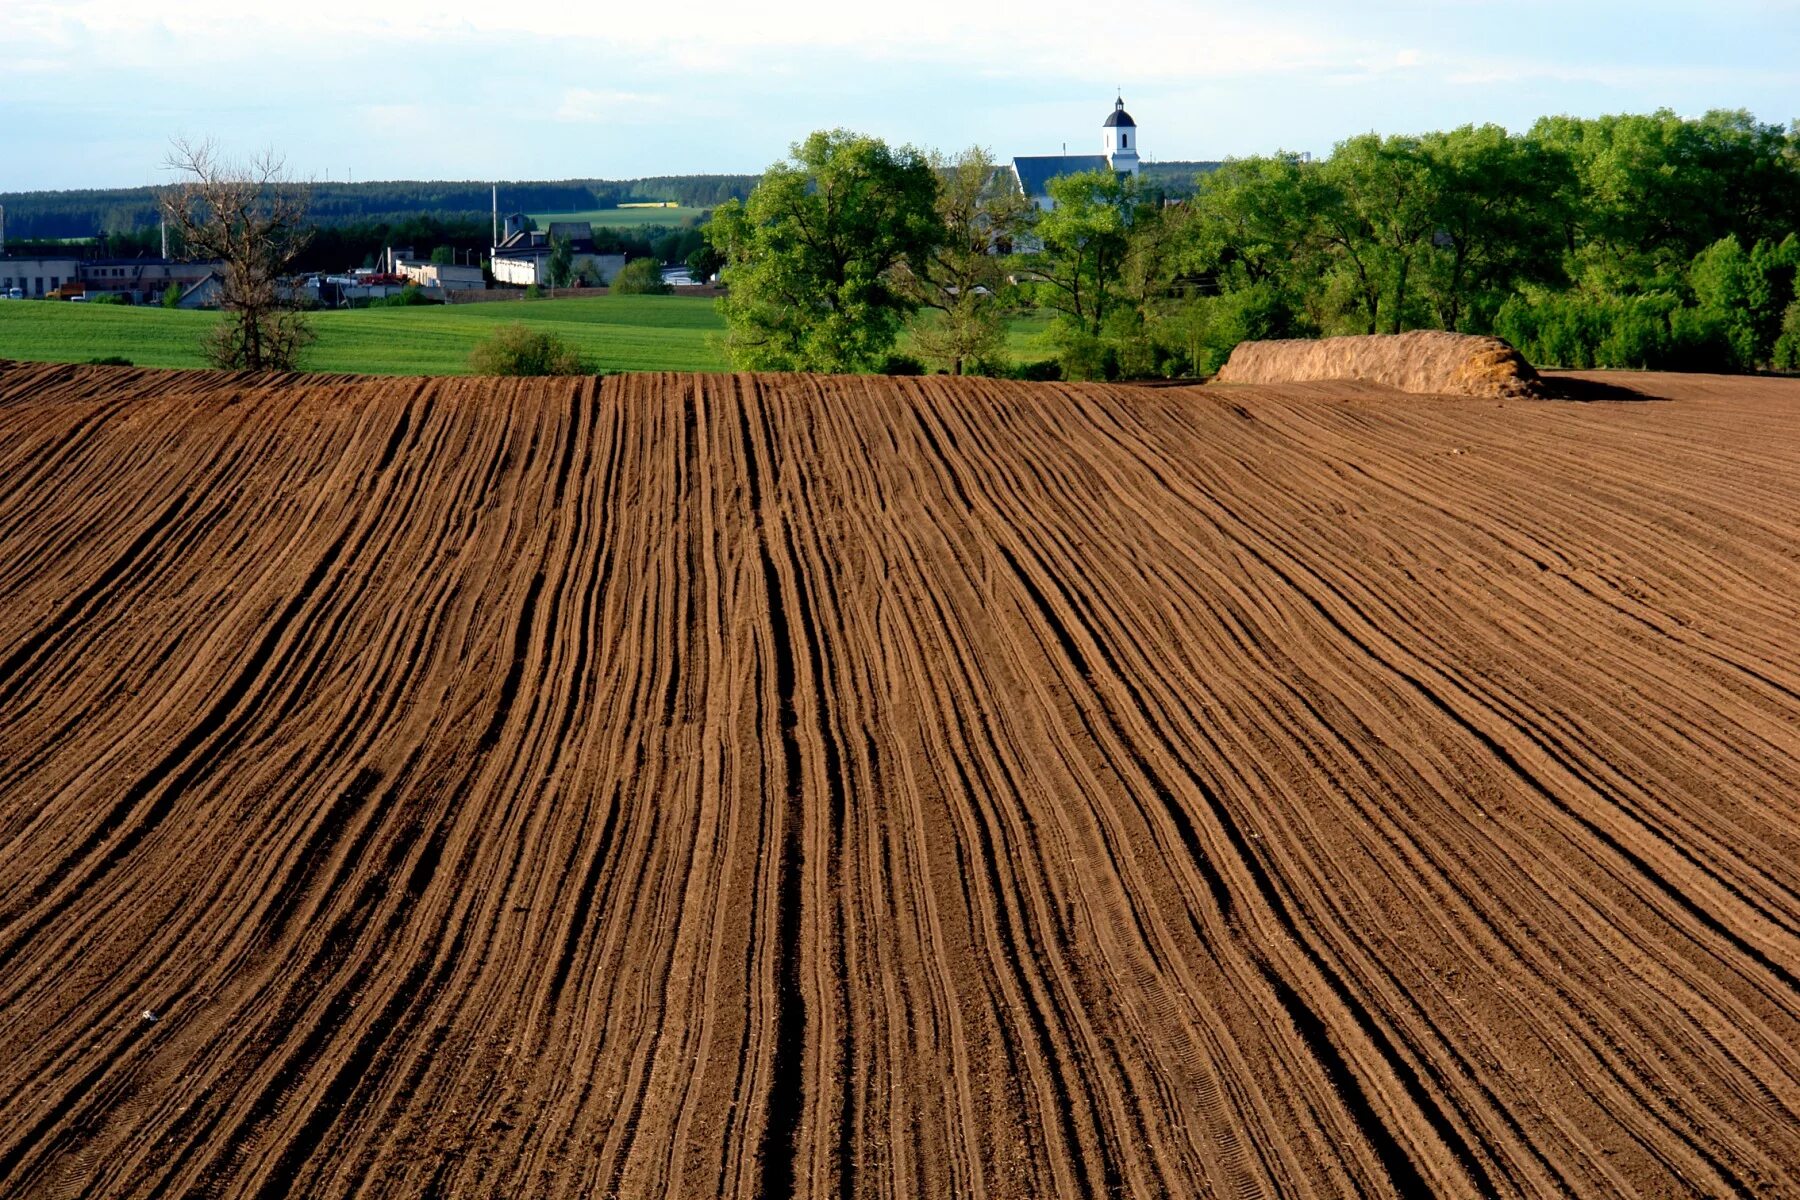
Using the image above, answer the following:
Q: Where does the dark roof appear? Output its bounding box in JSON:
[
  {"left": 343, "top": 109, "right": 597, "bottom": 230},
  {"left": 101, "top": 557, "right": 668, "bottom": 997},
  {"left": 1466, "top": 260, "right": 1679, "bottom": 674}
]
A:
[
  {"left": 1103, "top": 97, "right": 1136, "bottom": 129},
  {"left": 493, "top": 238, "right": 600, "bottom": 260},
  {"left": 1011, "top": 155, "right": 1112, "bottom": 198}
]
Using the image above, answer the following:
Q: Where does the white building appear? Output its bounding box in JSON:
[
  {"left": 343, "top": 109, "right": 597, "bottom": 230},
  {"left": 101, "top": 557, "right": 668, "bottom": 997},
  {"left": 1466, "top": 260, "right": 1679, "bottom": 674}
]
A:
[
  {"left": 1011, "top": 96, "right": 1143, "bottom": 210},
  {"left": 395, "top": 259, "right": 485, "bottom": 292},
  {"left": 0, "top": 255, "right": 81, "bottom": 299},
  {"left": 490, "top": 218, "right": 626, "bottom": 287},
  {"left": 0, "top": 254, "right": 226, "bottom": 303}
]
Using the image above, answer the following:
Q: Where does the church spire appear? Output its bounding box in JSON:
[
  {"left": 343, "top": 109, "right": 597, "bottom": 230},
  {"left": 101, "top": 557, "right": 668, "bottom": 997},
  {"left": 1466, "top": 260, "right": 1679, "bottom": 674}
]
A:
[{"left": 1102, "top": 94, "right": 1140, "bottom": 174}]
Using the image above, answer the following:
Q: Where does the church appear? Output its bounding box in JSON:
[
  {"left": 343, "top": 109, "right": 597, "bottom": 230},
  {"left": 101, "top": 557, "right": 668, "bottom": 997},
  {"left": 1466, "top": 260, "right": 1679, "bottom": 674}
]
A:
[{"left": 1010, "top": 97, "right": 1142, "bottom": 210}]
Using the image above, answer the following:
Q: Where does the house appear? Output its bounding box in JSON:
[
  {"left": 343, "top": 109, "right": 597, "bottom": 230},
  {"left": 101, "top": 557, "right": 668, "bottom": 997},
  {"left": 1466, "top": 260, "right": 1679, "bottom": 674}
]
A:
[
  {"left": 173, "top": 272, "right": 225, "bottom": 310},
  {"left": 490, "top": 216, "right": 625, "bottom": 287},
  {"left": 1011, "top": 97, "right": 1143, "bottom": 210}
]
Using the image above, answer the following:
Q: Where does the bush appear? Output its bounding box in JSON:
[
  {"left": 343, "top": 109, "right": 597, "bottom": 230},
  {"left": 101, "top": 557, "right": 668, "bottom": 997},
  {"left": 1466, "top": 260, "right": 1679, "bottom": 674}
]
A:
[
  {"left": 85, "top": 291, "right": 127, "bottom": 305},
  {"left": 363, "top": 285, "right": 438, "bottom": 308},
  {"left": 523, "top": 283, "right": 543, "bottom": 301},
  {"left": 879, "top": 353, "right": 925, "bottom": 376},
  {"left": 88, "top": 355, "right": 133, "bottom": 366},
  {"left": 610, "top": 257, "right": 671, "bottom": 295},
  {"left": 161, "top": 283, "right": 183, "bottom": 309},
  {"left": 1009, "top": 359, "right": 1064, "bottom": 382},
  {"left": 468, "top": 323, "right": 588, "bottom": 376},
  {"left": 1492, "top": 288, "right": 1746, "bottom": 371}
]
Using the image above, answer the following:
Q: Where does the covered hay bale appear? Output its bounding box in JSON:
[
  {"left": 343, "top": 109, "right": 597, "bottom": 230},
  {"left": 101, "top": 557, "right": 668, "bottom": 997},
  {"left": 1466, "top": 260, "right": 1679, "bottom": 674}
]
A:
[{"left": 1213, "top": 331, "right": 1545, "bottom": 399}]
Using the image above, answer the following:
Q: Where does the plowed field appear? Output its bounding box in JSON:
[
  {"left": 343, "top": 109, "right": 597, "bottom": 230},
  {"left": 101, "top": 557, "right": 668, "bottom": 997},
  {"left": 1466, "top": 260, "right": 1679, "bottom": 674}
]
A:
[{"left": 2, "top": 361, "right": 1798, "bottom": 1199}]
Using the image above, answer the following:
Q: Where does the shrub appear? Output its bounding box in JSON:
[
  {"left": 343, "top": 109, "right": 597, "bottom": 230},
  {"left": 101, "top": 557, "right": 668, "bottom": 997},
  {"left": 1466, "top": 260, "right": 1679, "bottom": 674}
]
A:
[
  {"left": 161, "top": 283, "right": 183, "bottom": 309},
  {"left": 1009, "top": 358, "right": 1064, "bottom": 382},
  {"left": 610, "top": 257, "right": 671, "bottom": 295},
  {"left": 88, "top": 355, "right": 133, "bottom": 366},
  {"left": 86, "top": 291, "right": 127, "bottom": 305},
  {"left": 468, "top": 323, "right": 587, "bottom": 376},
  {"left": 364, "top": 285, "right": 438, "bottom": 308},
  {"left": 879, "top": 353, "right": 925, "bottom": 376},
  {"left": 523, "top": 284, "right": 543, "bottom": 301}
]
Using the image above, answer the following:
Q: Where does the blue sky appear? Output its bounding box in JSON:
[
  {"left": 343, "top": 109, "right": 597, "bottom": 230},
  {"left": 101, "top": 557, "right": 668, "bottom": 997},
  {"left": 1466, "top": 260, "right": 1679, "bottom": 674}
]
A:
[{"left": 4, "top": 0, "right": 1797, "bottom": 191}]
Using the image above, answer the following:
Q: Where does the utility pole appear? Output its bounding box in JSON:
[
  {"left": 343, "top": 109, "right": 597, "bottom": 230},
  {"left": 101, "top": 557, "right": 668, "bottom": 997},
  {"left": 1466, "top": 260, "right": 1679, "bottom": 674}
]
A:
[{"left": 0, "top": 203, "right": 6, "bottom": 255}]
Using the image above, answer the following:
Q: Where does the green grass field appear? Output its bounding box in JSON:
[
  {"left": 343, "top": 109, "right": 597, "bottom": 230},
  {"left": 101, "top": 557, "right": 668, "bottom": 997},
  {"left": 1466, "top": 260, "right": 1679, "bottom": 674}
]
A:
[
  {"left": 0, "top": 296, "right": 729, "bottom": 375},
  {"left": 0, "top": 296, "right": 1055, "bottom": 376},
  {"left": 529, "top": 207, "right": 710, "bottom": 230}
]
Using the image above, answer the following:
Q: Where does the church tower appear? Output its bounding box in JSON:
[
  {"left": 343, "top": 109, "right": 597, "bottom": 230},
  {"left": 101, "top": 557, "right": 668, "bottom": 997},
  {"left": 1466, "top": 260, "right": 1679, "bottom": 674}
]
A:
[{"left": 1103, "top": 96, "right": 1140, "bottom": 175}]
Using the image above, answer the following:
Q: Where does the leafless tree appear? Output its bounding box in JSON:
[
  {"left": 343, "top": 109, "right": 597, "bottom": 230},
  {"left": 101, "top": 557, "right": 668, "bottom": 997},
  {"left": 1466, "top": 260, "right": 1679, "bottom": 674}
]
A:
[{"left": 160, "top": 138, "right": 315, "bottom": 371}]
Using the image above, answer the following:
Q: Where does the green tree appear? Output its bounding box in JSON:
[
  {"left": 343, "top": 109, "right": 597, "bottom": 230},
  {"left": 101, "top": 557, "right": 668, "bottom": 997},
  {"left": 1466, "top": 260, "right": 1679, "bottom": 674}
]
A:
[
  {"left": 1415, "top": 126, "right": 1574, "bottom": 331},
  {"left": 1773, "top": 298, "right": 1800, "bottom": 370},
  {"left": 161, "top": 282, "right": 183, "bottom": 309},
  {"left": 1531, "top": 109, "right": 1800, "bottom": 292},
  {"left": 611, "top": 257, "right": 672, "bottom": 295},
  {"left": 685, "top": 242, "right": 724, "bottom": 284},
  {"left": 903, "top": 146, "right": 1028, "bottom": 374},
  {"left": 1170, "top": 155, "right": 1322, "bottom": 368},
  {"left": 1688, "top": 236, "right": 1761, "bottom": 368},
  {"left": 1013, "top": 169, "right": 1139, "bottom": 376},
  {"left": 1019, "top": 169, "right": 1134, "bottom": 336},
  {"left": 1313, "top": 134, "right": 1444, "bottom": 334},
  {"left": 546, "top": 234, "right": 575, "bottom": 288},
  {"left": 706, "top": 129, "right": 944, "bottom": 372},
  {"left": 430, "top": 244, "right": 456, "bottom": 266}
]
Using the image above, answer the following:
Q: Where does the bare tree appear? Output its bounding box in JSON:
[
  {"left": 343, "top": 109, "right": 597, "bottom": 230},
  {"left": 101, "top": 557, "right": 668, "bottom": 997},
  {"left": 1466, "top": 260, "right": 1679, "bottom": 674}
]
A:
[{"left": 160, "top": 138, "right": 315, "bottom": 371}]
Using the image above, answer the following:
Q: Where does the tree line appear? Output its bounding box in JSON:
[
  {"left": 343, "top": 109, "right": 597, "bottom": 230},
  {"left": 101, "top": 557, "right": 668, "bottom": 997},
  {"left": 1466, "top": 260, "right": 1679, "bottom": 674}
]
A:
[
  {"left": 707, "top": 110, "right": 1800, "bottom": 379},
  {"left": 0, "top": 175, "right": 756, "bottom": 241}
]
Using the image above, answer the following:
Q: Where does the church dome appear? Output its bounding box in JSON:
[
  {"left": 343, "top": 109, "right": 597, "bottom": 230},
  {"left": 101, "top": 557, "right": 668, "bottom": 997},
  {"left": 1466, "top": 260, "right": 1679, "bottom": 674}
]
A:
[{"left": 1102, "top": 97, "right": 1136, "bottom": 128}]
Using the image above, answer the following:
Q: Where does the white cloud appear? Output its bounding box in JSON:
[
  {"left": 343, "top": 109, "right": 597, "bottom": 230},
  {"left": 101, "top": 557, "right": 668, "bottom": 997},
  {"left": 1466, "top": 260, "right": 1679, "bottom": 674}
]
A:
[{"left": 1, "top": 0, "right": 1379, "bottom": 83}]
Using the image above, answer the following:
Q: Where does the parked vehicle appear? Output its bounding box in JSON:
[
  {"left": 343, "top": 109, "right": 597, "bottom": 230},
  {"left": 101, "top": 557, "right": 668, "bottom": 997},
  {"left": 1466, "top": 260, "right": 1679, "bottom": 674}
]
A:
[{"left": 1, "top": 288, "right": 22, "bottom": 300}]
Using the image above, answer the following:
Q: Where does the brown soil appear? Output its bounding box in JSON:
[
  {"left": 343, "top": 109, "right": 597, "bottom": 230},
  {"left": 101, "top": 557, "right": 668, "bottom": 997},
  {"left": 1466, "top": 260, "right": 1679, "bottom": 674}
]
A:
[
  {"left": 1216, "top": 331, "right": 1546, "bottom": 398},
  {"left": 1, "top": 361, "right": 1798, "bottom": 1199}
]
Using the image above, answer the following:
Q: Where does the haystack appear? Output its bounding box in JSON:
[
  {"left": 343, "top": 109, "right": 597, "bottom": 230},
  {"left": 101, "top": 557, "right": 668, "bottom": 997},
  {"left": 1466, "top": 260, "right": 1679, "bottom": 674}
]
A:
[{"left": 1214, "top": 331, "right": 1545, "bottom": 399}]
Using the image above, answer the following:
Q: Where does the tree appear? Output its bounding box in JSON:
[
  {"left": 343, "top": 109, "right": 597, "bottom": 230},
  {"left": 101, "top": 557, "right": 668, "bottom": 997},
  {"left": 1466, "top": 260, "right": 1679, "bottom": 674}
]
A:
[
  {"left": 161, "top": 282, "right": 183, "bottom": 309},
  {"left": 902, "top": 146, "right": 1028, "bottom": 375},
  {"left": 685, "top": 242, "right": 724, "bottom": 284},
  {"left": 1313, "top": 134, "right": 1445, "bottom": 334},
  {"left": 1414, "top": 126, "right": 1573, "bottom": 331},
  {"left": 611, "top": 257, "right": 672, "bottom": 294},
  {"left": 547, "top": 234, "right": 574, "bottom": 288},
  {"left": 1011, "top": 169, "right": 1140, "bottom": 378},
  {"left": 706, "top": 129, "right": 943, "bottom": 372},
  {"left": 160, "top": 138, "right": 314, "bottom": 371},
  {"left": 430, "top": 244, "right": 456, "bottom": 266},
  {"left": 1530, "top": 109, "right": 1800, "bottom": 292}
]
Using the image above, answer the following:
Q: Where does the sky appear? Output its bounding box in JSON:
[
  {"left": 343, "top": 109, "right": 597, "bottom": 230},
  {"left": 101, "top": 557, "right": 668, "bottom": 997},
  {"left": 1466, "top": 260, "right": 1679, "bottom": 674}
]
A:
[{"left": 3, "top": 0, "right": 1798, "bottom": 192}]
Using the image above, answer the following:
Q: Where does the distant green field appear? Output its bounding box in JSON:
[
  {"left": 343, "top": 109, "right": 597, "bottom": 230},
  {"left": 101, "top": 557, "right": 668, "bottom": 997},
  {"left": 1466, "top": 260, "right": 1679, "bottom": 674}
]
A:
[
  {"left": 0, "top": 296, "right": 729, "bottom": 375},
  {"left": 0, "top": 296, "right": 1056, "bottom": 376},
  {"left": 530, "top": 206, "right": 710, "bottom": 230}
]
